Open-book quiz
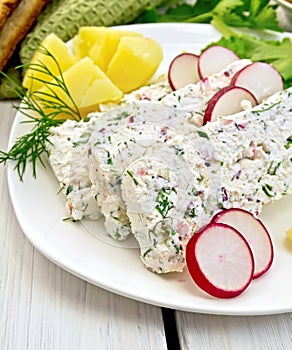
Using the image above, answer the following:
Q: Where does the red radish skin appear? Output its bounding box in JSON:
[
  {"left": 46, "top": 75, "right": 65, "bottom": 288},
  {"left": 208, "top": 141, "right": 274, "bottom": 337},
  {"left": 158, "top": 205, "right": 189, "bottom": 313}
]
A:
[
  {"left": 186, "top": 223, "right": 254, "bottom": 299},
  {"left": 231, "top": 61, "right": 284, "bottom": 102},
  {"left": 168, "top": 52, "right": 200, "bottom": 90},
  {"left": 212, "top": 208, "right": 274, "bottom": 279},
  {"left": 203, "top": 86, "right": 257, "bottom": 125},
  {"left": 198, "top": 46, "right": 239, "bottom": 79}
]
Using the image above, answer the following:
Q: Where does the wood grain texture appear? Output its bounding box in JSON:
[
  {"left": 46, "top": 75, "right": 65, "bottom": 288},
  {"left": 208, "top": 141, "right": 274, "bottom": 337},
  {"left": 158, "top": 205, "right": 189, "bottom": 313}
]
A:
[
  {"left": 0, "top": 102, "right": 167, "bottom": 350},
  {"left": 175, "top": 312, "right": 292, "bottom": 350}
]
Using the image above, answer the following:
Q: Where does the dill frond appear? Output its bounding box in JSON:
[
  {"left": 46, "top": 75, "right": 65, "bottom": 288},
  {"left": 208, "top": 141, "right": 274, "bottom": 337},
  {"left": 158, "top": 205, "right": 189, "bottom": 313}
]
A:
[
  {"left": 20, "top": 46, "right": 82, "bottom": 122},
  {"left": 0, "top": 115, "right": 62, "bottom": 180},
  {"left": 0, "top": 46, "right": 82, "bottom": 180}
]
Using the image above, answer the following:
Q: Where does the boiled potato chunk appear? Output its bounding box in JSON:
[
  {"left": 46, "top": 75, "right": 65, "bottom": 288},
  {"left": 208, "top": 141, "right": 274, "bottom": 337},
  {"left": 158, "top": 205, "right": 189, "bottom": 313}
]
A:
[
  {"left": 72, "top": 26, "right": 108, "bottom": 62},
  {"left": 24, "top": 28, "right": 163, "bottom": 119},
  {"left": 91, "top": 29, "right": 142, "bottom": 71},
  {"left": 73, "top": 26, "right": 142, "bottom": 72},
  {"left": 38, "top": 57, "right": 122, "bottom": 118},
  {"left": 106, "top": 36, "right": 163, "bottom": 93},
  {"left": 23, "top": 33, "right": 76, "bottom": 92}
]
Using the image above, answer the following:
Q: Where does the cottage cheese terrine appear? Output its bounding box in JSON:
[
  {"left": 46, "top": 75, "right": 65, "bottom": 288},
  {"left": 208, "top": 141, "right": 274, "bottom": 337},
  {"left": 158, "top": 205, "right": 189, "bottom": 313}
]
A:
[
  {"left": 47, "top": 59, "right": 251, "bottom": 222},
  {"left": 47, "top": 84, "right": 291, "bottom": 273},
  {"left": 120, "top": 88, "right": 292, "bottom": 273},
  {"left": 87, "top": 103, "right": 197, "bottom": 240}
]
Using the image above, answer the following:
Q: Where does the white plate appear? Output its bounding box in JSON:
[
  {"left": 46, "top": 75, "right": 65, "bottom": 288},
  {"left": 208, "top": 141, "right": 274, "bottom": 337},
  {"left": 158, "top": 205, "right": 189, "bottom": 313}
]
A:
[{"left": 7, "top": 23, "right": 292, "bottom": 315}]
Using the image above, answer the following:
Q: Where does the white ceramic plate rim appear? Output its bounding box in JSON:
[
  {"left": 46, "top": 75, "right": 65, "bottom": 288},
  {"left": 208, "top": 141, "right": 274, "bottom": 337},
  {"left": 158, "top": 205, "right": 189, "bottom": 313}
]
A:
[{"left": 7, "top": 23, "right": 292, "bottom": 315}]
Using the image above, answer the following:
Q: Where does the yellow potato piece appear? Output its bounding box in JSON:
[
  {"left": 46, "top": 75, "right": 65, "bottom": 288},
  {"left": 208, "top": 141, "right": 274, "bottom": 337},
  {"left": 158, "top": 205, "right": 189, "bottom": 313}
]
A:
[
  {"left": 91, "top": 29, "right": 142, "bottom": 71},
  {"left": 73, "top": 26, "right": 142, "bottom": 71},
  {"left": 23, "top": 33, "right": 76, "bottom": 92},
  {"left": 37, "top": 57, "right": 122, "bottom": 119},
  {"left": 72, "top": 26, "right": 108, "bottom": 62},
  {"left": 106, "top": 36, "right": 163, "bottom": 93}
]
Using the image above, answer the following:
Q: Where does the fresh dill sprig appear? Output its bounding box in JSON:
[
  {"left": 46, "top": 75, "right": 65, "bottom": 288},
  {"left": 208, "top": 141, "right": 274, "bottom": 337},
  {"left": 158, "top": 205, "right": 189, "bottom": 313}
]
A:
[
  {"left": 22, "top": 46, "right": 82, "bottom": 121},
  {"left": 0, "top": 46, "right": 82, "bottom": 181},
  {"left": 0, "top": 114, "right": 62, "bottom": 180}
]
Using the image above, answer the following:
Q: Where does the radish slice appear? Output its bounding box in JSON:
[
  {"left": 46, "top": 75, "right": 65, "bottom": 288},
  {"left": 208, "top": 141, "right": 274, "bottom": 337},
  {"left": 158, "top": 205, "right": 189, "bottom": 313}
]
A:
[
  {"left": 212, "top": 208, "right": 274, "bottom": 279},
  {"left": 198, "top": 45, "right": 239, "bottom": 79},
  {"left": 230, "top": 62, "right": 284, "bottom": 102},
  {"left": 186, "top": 223, "right": 254, "bottom": 298},
  {"left": 203, "top": 86, "right": 257, "bottom": 125},
  {"left": 168, "top": 52, "right": 200, "bottom": 90}
]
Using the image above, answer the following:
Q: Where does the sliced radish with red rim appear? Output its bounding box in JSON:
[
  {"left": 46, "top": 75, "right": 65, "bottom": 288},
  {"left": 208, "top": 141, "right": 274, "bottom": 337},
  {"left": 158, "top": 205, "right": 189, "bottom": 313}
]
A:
[
  {"left": 212, "top": 208, "right": 274, "bottom": 279},
  {"left": 230, "top": 61, "right": 284, "bottom": 102},
  {"left": 168, "top": 52, "right": 200, "bottom": 90},
  {"left": 203, "top": 85, "right": 257, "bottom": 125},
  {"left": 198, "top": 45, "right": 239, "bottom": 79},
  {"left": 186, "top": 223, "right": 254, "bottom": 298}
]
